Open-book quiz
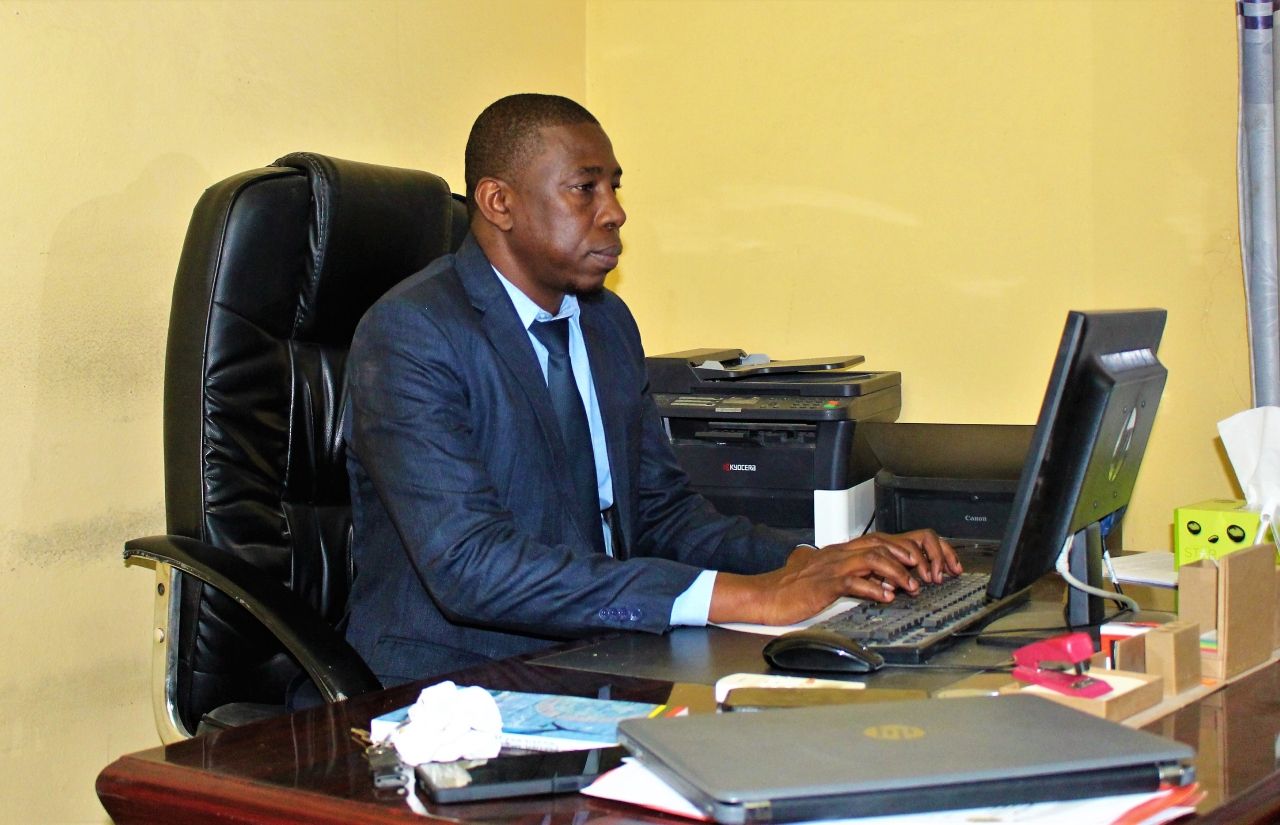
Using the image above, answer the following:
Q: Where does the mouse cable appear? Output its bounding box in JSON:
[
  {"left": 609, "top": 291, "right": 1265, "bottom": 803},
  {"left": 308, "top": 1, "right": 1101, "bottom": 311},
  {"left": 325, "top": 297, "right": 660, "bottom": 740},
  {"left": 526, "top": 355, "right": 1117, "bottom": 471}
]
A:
[
  {"left": 882, "top": 660, "right": 1014, "bottom": 673},
  {"left": 953, "top": 606, "right": 1137, "bottom": 651}
]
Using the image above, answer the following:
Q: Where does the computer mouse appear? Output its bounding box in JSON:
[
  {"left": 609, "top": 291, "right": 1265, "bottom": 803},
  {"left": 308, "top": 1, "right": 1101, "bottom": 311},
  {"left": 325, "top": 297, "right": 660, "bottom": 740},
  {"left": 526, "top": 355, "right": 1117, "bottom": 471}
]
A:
[{"left": 762, "top": 628, "right": 886, "bottom": 674}]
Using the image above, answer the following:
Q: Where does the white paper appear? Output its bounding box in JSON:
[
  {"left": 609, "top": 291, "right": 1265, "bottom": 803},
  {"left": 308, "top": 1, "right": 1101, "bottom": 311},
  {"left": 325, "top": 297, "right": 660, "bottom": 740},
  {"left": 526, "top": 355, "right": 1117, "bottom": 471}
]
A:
[
  {"left": 712, "top": 672, "right": 865, "bottom": 704},
  {"left": 1105, "top": 551, "right": 1177, "bottom": 588},
  {"left": 713, "top": 597, "right": 862, "bottom": 636},
  {"left": 582, "top": 758, "right": 708, "bottom": 819}
]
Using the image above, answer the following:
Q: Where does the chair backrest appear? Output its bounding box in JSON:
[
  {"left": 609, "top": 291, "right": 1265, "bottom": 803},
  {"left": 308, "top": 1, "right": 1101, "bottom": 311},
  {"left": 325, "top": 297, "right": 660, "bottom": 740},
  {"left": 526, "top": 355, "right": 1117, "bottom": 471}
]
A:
[{"left": 163, "top": 152, "right": 467, "bottom": 732}]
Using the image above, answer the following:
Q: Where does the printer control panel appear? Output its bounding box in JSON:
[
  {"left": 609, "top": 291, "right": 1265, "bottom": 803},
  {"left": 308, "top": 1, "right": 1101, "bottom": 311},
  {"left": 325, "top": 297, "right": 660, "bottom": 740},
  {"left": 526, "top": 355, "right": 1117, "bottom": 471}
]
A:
[{"left": 656, "top": 393, "right": 849, "bottom": 420}]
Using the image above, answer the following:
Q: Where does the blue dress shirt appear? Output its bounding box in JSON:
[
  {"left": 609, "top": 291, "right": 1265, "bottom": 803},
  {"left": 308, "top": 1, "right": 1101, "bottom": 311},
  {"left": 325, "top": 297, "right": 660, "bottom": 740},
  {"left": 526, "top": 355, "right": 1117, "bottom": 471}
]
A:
[{"left": 492, "top": 268, "right": 715, "bottom": 625}]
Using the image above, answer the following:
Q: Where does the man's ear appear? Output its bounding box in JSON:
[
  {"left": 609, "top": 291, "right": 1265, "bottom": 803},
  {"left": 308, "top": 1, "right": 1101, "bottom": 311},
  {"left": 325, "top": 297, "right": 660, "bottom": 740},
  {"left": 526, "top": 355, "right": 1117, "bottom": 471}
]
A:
[{"left": 473, "top": 177, "right": 515, "bottom": 232}]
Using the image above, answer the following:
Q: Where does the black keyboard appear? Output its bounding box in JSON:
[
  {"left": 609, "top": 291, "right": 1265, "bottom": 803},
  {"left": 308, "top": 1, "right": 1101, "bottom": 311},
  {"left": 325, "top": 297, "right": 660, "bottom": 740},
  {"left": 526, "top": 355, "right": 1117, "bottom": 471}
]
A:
[{"left": 811, "top": 573, "right": 1025, "bottom": 664}]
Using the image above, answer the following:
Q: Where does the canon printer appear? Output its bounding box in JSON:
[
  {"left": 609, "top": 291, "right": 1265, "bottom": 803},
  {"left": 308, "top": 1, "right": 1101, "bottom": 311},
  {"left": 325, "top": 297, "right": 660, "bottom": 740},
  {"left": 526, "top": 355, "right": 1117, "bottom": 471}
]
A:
[{"left": 645, "top": 348, "right": 901, "bottom": 545}]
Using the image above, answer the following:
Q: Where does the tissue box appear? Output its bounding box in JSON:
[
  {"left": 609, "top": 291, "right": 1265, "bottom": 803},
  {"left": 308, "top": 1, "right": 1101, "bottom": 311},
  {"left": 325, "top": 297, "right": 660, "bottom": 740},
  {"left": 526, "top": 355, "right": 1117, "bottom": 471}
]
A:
[{"left": 1173, "top": 499, "right": 1264, "bottom": 568}]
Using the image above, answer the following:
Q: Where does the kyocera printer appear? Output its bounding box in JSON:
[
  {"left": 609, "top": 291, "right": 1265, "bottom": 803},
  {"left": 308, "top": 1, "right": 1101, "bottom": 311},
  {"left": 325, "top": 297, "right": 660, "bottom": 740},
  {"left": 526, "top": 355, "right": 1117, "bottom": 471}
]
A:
[{"left": 645, "top": 348, "right": 902, "bottom": 545}]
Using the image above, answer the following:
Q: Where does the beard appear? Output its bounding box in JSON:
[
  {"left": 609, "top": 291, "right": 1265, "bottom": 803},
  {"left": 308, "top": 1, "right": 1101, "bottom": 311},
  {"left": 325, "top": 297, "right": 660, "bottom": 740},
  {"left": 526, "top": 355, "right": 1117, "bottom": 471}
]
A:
[{"left": 563, "top": 274, "right": 610, "bottom": 298}]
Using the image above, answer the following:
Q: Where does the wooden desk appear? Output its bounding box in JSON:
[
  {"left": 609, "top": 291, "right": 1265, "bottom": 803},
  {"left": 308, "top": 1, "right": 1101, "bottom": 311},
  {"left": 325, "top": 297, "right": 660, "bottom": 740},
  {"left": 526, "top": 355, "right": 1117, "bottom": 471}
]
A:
[{"left": 97, "top": 627, "right": 1280, "bottom": 824}]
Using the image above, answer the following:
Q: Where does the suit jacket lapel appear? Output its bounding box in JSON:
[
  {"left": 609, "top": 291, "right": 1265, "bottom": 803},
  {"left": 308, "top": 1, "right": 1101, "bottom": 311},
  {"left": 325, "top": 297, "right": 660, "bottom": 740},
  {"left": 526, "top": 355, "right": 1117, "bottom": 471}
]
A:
[
  {"left": 454, "top": 236, "right": 568, "bottom": 475},
  {"left": 580, "top": 300, "right": 632, "bottom": 559},
  {"left": 454, "top": 235, "right": 603, "bottom": 550}
]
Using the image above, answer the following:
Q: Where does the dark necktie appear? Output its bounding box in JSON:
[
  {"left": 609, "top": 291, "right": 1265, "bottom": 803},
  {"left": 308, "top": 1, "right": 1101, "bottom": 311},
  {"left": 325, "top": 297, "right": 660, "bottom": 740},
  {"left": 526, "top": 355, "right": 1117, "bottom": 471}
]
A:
[{"left": 529, "top": 318, "right": 605, "bottom": 554}]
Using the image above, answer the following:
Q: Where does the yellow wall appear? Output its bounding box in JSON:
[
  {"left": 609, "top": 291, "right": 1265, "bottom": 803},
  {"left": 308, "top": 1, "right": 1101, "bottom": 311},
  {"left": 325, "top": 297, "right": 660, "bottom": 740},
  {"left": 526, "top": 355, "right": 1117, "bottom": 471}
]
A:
[
  {"left": 0, "top": 1, "right": 584, "bottom": 821},
  {"left": 0, "top": 0, "right": 1250, "bottom": 821},
  {"left": 589, "top": 0, "right": 1247, "bottom": 549}
]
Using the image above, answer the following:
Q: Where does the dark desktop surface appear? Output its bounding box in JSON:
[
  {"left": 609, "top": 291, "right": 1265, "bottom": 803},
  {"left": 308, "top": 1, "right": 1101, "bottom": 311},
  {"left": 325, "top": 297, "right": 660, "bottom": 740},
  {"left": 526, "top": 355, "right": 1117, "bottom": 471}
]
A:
[
  {"left": 530, "top": 622, "right": 1036, "bottom": 695},
  {"left": 97, "top": 575, "right": 1280, "bottom": 824}
]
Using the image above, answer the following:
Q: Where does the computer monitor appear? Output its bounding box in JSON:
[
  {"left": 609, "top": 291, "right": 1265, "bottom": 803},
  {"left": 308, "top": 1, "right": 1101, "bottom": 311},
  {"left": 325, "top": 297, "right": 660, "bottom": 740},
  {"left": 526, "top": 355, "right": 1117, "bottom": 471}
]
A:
[{"left": 986, "top": 309, "right": 1168, "bottom": 626}]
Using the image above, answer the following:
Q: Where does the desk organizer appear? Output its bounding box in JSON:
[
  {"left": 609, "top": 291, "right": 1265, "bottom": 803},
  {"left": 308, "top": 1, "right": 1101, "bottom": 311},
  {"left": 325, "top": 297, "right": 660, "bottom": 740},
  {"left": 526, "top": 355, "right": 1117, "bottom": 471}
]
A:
[
  {"left": 1143, "top": 621, "right": 1203, "bottom": 697},
  {"left": 1098, "top": 621, "right": 1202, "bottom": 697},
  {"left": 1178, "top": 543, "right": 1276, "bottom": 680},
  {"left": 1020, "top": 670, "right": 1162, "bottom": 721}
]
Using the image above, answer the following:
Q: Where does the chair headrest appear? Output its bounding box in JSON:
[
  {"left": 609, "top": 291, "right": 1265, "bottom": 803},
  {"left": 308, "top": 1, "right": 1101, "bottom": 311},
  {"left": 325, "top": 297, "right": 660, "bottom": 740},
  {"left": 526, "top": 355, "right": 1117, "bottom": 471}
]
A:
[{"left": 271, "top": 152, "right": 461, "bottom": 345}]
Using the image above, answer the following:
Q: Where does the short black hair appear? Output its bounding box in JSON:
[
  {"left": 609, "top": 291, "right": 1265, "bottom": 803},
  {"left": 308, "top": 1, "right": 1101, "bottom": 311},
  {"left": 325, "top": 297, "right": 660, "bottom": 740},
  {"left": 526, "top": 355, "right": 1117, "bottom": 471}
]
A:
[{"left": 464, "top": 93, "right": 599, "bottom": 215}]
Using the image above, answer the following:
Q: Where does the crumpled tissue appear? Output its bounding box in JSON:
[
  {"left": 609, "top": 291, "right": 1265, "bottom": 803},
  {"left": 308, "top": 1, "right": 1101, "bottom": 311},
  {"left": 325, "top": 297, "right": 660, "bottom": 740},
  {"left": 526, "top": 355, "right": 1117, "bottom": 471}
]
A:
[
  {"left": 1218, "top": 406, "right": 1280, "bottom": 543},
  {"left": 385, "top": 680, "right": 503, "bottom": 765}
]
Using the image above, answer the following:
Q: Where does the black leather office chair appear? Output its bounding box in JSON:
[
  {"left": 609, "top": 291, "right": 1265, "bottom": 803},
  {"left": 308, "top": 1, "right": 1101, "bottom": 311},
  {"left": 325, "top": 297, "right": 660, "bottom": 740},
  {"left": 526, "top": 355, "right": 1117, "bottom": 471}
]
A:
[{"left": 127, "top": 152, "right": 468, "bottom": 740}]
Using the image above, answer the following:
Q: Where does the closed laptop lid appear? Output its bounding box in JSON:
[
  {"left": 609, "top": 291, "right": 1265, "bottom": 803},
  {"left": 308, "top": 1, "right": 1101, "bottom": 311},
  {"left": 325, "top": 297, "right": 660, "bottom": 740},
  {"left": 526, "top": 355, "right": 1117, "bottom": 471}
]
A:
[{"left": 618, "top": 694, "right": 1193, "bottom": 822}]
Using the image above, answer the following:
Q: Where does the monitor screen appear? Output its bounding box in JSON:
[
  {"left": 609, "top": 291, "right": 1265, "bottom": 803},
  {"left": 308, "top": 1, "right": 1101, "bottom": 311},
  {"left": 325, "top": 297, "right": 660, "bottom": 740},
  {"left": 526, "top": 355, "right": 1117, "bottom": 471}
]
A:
[{"left": 987, "top": 309, "right": 1168, "bottom": 603}]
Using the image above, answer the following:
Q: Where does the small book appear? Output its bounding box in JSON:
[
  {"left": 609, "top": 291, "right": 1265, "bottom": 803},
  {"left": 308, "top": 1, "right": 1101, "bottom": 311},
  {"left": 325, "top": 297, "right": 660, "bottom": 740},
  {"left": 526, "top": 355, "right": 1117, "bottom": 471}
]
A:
[{"left": 371, "top": 689, "right": 686, "bottom": 752}]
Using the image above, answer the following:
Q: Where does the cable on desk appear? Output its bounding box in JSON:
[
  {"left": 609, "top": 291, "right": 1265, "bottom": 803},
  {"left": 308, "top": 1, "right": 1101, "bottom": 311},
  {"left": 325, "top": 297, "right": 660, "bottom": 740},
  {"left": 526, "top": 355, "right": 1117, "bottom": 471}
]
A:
[
  {"left": 1055, "top": 535, "right": 1141, "bottom": 615},
  {"left": 958, "top": 606, "right": 1139, "bottom": 652},
  {"left": 1100, "top": 512, "right": 1125, "bottom": 598},
  {"left": 882, "top": 660, "right": 1015, "bottom": 673}
]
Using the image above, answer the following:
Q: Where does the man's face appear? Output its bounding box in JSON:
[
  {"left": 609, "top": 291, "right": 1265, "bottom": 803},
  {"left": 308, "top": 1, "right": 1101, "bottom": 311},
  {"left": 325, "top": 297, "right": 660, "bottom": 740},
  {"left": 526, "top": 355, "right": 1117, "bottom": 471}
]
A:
[{"left": 503, "top": 122, "right": 626, "bottom": 312}]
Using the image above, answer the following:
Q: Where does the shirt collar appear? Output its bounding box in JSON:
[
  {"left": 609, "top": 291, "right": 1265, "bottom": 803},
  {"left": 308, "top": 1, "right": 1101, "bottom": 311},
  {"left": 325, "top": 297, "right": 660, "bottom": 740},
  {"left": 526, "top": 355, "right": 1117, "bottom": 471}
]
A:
[{"left": 491, "top": 265, "right": 580, "bottom": 328}]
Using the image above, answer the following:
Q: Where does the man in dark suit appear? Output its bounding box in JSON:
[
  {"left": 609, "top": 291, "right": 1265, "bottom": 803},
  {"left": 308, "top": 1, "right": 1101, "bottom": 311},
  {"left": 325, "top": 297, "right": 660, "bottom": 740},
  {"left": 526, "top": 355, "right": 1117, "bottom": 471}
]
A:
[{"left": 343, "top": 94, "right": 959, "bottom": 686}]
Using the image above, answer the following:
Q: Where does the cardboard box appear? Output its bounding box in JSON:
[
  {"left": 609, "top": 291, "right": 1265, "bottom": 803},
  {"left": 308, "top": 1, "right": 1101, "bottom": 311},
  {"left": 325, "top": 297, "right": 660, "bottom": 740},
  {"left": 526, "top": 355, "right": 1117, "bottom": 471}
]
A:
[
  {"left": 1177, "top": 543, "right": 1276, "bottom": 680},
  {"left": 1143, "top": 621, "right": 1202, "bottom": 697},
  {"left": 1112, "top": 635, "right": 1146, "bottom": 672},
  {"left": 1177, "top": 562, "right": 1218, "bottom": 644},
  {"left": 1275, "top": 566, "right": 1280, "bottom": 651},
  {"left": 1100, "top": 621, "right": 1159, "bottom": 669},
  {"left": 1173, "top": 499, "right": 1266, "bottom": 567},
  {"left": 1020, "top": 670, "right": 1162, "bottom": 721}
]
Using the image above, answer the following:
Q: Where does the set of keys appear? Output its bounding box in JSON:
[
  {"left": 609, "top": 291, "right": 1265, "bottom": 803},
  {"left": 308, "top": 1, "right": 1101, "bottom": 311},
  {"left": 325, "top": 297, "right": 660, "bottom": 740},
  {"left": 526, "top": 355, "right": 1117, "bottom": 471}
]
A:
[{"left": 351, "top": 727, "right": 413, "bottom": 796}]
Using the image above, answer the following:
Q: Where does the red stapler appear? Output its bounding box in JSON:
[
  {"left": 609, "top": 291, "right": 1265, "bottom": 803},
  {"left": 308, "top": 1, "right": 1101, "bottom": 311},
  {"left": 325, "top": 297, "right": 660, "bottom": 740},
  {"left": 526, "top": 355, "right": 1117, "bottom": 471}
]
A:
[{"left": 1012, "top": 632, "right": 1112, "bottom": 698}]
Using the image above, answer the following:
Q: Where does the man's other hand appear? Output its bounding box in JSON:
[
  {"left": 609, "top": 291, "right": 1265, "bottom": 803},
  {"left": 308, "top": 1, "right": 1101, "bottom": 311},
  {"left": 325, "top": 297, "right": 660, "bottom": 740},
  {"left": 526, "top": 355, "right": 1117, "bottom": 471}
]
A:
[{"left": 708, "top": 529, "right": 962, "bottom": 626}]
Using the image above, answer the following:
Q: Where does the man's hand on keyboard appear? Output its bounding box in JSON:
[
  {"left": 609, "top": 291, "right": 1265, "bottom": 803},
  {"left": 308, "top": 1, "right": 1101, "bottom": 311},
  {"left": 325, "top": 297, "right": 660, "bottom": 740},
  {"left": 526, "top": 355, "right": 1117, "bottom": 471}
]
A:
[{"left": 708, "top": 529, "right": 963, "bottom": 626}]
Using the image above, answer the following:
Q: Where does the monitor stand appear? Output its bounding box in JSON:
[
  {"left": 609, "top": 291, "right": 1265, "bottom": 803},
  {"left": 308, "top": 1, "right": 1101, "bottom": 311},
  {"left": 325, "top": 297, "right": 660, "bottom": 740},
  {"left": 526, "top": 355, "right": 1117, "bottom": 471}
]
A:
[
  {"left": 1067, "top": 522, "right": 1107, "bottom": 628},
  {"left": 1065, "top": 522, "right": 1176, "bottom": 633},
  {"left": 978, "top": 521, "right": 1112, "bottom": 650}
]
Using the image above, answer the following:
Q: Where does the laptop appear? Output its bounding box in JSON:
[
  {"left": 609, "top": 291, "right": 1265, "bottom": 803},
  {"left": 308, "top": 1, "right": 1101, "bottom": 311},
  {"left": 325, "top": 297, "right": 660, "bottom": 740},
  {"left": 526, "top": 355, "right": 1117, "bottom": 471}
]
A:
[{"left": 617, "top": 694, "right": 1194, "bottom": 823}]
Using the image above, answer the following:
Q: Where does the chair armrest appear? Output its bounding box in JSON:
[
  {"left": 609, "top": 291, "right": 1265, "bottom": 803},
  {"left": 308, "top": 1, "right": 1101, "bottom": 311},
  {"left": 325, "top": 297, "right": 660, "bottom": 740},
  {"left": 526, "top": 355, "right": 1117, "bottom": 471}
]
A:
[{"left": 125, "top": 535, "right": 382, "bottom": 703}]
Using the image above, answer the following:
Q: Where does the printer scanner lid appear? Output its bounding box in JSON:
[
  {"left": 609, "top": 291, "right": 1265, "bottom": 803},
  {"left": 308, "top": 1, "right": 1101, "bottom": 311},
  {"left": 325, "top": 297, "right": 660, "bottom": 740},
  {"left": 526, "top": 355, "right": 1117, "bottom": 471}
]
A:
[{"left": 647, "top": 348, "right": 899, "bottom": 398}]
